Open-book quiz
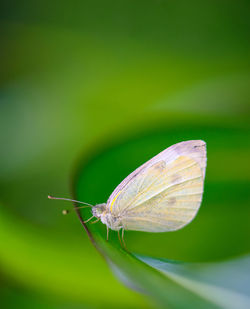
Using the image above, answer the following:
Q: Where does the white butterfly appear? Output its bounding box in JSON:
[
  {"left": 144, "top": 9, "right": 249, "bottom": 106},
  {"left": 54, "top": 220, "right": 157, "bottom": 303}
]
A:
[{"left": 49, "top": 140, "right": 207, "bottom": 247}]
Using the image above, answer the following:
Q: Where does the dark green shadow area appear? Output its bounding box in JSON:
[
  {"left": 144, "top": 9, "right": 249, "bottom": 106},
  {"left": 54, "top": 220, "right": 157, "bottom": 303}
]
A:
[{"left": 74, "top": 124, "right": 250, "bottom": 308}]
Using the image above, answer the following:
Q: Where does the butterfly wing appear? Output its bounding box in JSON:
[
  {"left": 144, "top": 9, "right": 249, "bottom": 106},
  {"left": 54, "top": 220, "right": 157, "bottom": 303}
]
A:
[
  {"left": 120, "top": 156, "right": 204, "bottom": 232},
  {"left": 107, "top": 140, "right": 206, "bottom": 232},
  {"left": 107, "top": 140, "right": 206, "bottom": 207}
]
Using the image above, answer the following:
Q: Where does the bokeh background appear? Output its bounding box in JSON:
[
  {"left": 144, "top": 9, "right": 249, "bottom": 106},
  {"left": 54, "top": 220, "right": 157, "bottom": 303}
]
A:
[{"left": 1, "top": 1, "right": 250, "bottom": 308}]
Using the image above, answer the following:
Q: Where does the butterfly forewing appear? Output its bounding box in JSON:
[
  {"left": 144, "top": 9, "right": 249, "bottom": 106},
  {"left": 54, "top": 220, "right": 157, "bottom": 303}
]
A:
[
  {"left": 107, "top": 140, "right": 206, "bottom": 207},
  {"left": 107, "top": 140, "right": 206, "bottom": 232}
]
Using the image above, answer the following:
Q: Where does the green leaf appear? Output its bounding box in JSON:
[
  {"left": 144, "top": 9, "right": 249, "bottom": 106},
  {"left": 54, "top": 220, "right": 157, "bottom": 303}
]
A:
[
  {"left": 74, "top": 126, "right": 250, "bottom": 308},
  {"left": 136, "top": 254, "right": 250, "bottom": 309}
]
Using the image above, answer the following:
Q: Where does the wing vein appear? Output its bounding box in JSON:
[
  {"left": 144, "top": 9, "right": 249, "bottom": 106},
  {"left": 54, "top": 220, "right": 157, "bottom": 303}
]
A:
[
  {"left": 121, "top": 160, "right": 199, "bottom": 212},
  {"left": 122, "top": 175, "right": 202, "bottom": 215}
]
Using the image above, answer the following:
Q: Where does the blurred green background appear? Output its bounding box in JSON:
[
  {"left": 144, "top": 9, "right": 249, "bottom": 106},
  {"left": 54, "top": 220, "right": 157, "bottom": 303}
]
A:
[{"left": 0, "top": 1, "right": 250, "bottom": 308}]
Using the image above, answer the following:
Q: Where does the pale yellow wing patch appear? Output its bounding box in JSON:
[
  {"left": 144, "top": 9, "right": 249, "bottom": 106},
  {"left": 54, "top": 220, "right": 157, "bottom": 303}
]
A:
[
  {"left": 111, "top": 156, "right": 200, "bottom": 212},
  {"left": 111, "top": 156, "right": 204, "bottom": 232},
  {"left": 127, "top": 156, "right": 199, "bottom": 210},
  {"left": 121, "top": 176, "right": 203, "bottom": 232}
]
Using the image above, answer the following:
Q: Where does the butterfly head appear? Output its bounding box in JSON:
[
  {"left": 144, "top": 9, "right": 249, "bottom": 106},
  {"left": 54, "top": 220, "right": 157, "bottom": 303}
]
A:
[{"left": 92, "top": 203, "right": 107, "bottom": 218}]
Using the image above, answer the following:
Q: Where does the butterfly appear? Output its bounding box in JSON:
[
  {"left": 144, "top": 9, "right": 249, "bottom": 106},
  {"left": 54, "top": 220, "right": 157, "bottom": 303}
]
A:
[{"left": 49, "top": 140, "right": 207, "bottom": 248}]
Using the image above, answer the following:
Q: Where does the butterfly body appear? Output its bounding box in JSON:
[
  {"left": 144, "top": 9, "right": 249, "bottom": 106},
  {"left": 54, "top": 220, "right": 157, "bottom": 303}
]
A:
[{"left": 91, "top": 140, "right": 207, "bottom": 233}]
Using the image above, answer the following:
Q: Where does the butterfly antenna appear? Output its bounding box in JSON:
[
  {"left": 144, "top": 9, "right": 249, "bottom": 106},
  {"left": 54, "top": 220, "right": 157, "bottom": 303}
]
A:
[{"left": 48, "top": 195, "right": 94, "bottom": 207}]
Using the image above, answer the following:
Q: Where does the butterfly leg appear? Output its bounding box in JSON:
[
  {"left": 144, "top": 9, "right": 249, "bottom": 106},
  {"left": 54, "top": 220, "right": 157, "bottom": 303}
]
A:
[
  {"left": 122, "top": 228, "right": 128, "bottom": 251},
  {"left": 84, "top": 215, "right": 94, "bottom": 223},
  {"left": 106, "top": 226, "right": 109, "bottom": 241},
  {"left": 90, "top": 218, "right": 100, "bottom": 224},
  {"left": 117, "top": 229, "right": 123, "bottom": 247}
]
